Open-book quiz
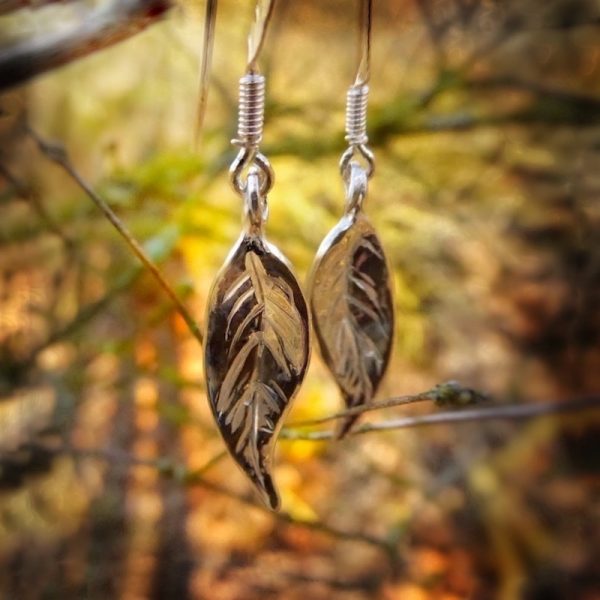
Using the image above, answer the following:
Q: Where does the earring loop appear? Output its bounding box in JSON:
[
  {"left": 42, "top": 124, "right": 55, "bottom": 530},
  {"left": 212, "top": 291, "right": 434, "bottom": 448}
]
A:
[
  {"left": 340, "top": 143, "right": 375, "bottom": 180},
  {"left": 228, "top": 70, "right": 274, "bottom": 197},
  {"left": 243, "top": 166, "right": 268, "bottom": 231},
  {"left": 344, "top": 161, "right": 368, "bottom": 213},
  {"left": 230, "top": 147, "right": 274, "bottom": 197}
]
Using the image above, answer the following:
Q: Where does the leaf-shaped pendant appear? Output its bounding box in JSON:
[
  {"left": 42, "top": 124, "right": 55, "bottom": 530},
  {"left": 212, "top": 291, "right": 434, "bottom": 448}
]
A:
[
  {"left": 204, "top": 232, "right": 310, "bottom": 510},
  {"left": 309, "top": 207, "right": 394, "bottom": 437}
]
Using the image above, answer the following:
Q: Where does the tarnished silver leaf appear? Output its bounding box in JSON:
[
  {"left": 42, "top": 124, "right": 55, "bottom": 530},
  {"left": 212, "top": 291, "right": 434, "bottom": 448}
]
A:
[
  {"left": 309, "top": 211, "right": 394, "bottom": 437},
  {"left": 204, "top": 233, "right": 310, "bottom": 510}
]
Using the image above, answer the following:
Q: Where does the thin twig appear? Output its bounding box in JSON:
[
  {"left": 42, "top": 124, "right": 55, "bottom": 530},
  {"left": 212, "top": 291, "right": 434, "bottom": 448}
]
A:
[
  {"left": 288, "top": 393, "right": 430, "bottom": 428},
  {"left": 195, "top": 0, "right": 218, "bottom": 145},
  {"left": 27, "top": 127, "right": 204, "bottom": 346},
  {"left": 287, "top": 381, "right": 487, "bottom": 428},
  {"left": 281, "top": 396, "right": 600, "bottom": 441}
]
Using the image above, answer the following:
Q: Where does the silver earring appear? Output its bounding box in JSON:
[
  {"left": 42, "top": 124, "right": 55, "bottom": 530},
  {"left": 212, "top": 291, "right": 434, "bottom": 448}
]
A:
[
  {"left": 308, "top": 0, "right": 394, "bottom": 437},
  {"left": 203, "top": 65, "right": 310, "bottom": 509}
]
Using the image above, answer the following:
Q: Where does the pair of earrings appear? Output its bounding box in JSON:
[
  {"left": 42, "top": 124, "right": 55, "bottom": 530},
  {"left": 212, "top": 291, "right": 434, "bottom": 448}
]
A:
[{"left": 203, "top": 2, "right": 393, "bottom": 511}]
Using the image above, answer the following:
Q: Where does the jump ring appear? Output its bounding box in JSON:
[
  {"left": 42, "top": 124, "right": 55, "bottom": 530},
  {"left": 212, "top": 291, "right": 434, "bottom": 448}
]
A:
[
  {"left": 244, "top": 167, "right": 268, "bottom": 229},
  {"left": 340, "top": 144, "right": 375, "bottom": 180},
  {"left": 230, "top": 147, "right": 274, "bottom": 197},
  {"left": 344, "top": 161, "right": 368, "bottom": 212}
]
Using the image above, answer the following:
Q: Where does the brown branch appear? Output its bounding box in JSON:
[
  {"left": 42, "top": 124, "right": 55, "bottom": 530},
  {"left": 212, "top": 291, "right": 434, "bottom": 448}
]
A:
[
  {"left": 27, "top": 127, "right": 205, "bottom": 346},
  {"left": 0, "top": 0, "right": 172, "bottom": 90},
  {"left": 288, "top": 381, "right": 488, "bottom": 428},
  {"left": 21, "top": 395, "right": 600, "bottom": 562},
  {"left": 281, "top": 396, "right": 600, "bottom": 441}
]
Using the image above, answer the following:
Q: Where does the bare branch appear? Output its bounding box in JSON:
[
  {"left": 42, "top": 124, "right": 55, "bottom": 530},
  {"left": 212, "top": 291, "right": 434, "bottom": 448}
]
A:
[
  {"left": 16, "top": 394, "right": 599, "bottom": 564},
  {"left": 27, "top": 127, "right": 205, "bottom": 347},
  {"left": 288, "top": 381, "right": 487, "bottom": 428},
  {"left": 281, "top": 396, "right": 600, "bottom": 441},
  {"left": 0, "top": 0, "right": 172, "bottom": 90}
]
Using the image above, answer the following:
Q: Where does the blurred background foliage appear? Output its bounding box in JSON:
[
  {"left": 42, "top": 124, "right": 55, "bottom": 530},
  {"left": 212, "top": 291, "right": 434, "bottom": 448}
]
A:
[{"left": 0, "top": 0, "right": 599, "bottom": 598}]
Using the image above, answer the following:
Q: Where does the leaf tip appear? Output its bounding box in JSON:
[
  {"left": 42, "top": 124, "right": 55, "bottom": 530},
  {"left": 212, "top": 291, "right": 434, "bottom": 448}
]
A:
[
  {"left": 335, "top": 414, "right": 360, "bottom": 440},
  {"left": 258, "top": 474, "right": 281, "bottom": 511}
]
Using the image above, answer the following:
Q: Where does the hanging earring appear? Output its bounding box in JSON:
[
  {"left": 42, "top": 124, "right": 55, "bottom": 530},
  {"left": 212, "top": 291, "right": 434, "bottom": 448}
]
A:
[
  {"left": 308, "top": 0, "right": 394, "bottom": 438},
  {"left": 203, "top": 3, "right": 310, "bottom": 511}
]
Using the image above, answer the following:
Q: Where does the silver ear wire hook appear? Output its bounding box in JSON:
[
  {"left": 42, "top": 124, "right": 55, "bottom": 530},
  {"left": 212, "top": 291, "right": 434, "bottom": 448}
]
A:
[
  {"left": 340, "top": 0, "right": 374, "bottom": 181},
  {"left": 229, "top": 72, "right": 274, "bottom": 196},
  {"left": 307, "top": 0, "right": 393, "bottom": 440},
  {"left": 204, "top": 1, "right": 311, "bottom": 511},
  {"left": 229, "top": 1, "right": 276, "bottom": 198}
]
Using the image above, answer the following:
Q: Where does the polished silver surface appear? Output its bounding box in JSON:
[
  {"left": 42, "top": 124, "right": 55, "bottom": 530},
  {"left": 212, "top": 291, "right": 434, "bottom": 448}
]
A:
[
  {"left": 233, "top": 72, "right": 265, "bottom": 148},
  {"left": 345, "top": 83, "right": 369, "bottom": 146},
  {"left": 207, "top": 6, "right": 287, "bottom": 508},
  {"left": 308, "top": 0, "right": 393, "bottom": 436},
  {"left": 340, "top": 82, "right": 374, "bottom": 179},
  {"left": 229, "top": 72, "right": 274, "bottom": 197},
  {"left": 309, "top": 164, "right": 394, "bottom": 437},
  {"left": 204, "top": 171, "right": 310, "bottom": 510}
]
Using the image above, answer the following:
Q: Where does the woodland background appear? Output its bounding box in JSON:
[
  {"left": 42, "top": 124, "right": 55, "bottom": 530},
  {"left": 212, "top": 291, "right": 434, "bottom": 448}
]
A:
[{"left": 0, "top": 0, "right": 599, "bottom": 598}]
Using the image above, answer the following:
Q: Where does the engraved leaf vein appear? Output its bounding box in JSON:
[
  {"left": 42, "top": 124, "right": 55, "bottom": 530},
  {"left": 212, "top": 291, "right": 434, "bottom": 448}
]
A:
[
  {"left": 315, "top": 228, "right": 391, "bottom": 404},
  {"left": 215, "top": 249, "right": 306, "bottom": 483}
]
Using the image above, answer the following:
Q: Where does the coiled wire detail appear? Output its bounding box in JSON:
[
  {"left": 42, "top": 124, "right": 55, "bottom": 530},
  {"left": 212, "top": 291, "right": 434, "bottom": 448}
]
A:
[
  {"left": 340, "top": 83, "right": 374, "bottom": 181},
  {"left": 230, "top": 72, "right": 273, "bottom": 197}
]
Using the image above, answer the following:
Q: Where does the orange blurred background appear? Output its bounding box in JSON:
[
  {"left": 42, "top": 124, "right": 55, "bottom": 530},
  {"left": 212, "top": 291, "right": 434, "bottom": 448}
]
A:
[{"left": 1, "top": 1, "right": 599, "bottom": 598}]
